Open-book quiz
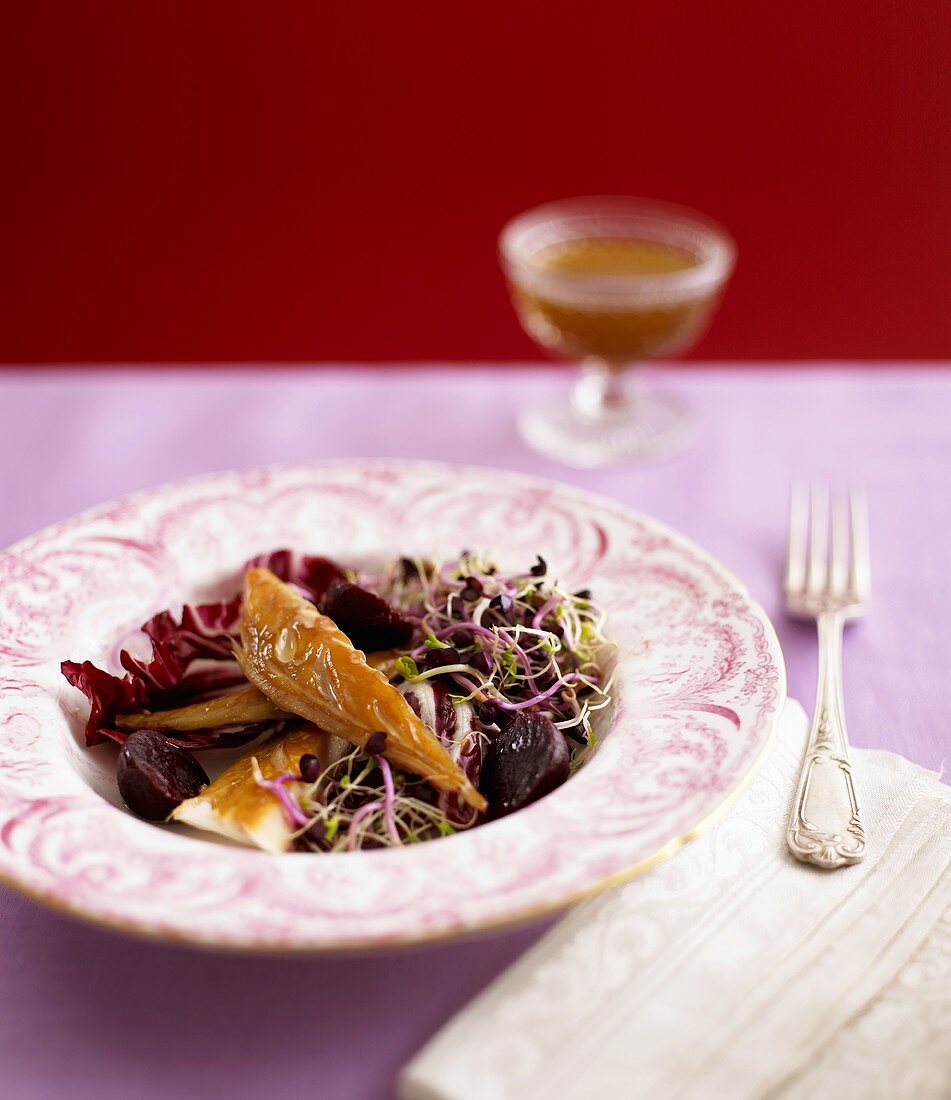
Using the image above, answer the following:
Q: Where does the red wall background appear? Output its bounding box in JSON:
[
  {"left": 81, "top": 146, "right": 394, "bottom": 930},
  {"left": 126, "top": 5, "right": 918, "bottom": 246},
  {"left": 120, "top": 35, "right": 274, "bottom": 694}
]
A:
[{"left": 2, "top": 1, "right": 950, "bottom": 363}]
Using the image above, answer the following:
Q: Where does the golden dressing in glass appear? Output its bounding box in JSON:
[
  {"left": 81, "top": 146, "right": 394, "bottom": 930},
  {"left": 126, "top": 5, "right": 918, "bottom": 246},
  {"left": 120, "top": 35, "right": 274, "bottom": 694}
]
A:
[{"left": 511, "top": 238, "right": 715, "bottom": 362}]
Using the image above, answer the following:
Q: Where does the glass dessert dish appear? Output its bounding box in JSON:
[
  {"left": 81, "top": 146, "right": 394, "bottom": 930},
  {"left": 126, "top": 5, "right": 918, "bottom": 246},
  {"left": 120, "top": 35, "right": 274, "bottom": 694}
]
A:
[{"left": 499, "top": 196, "right": 736, "bottom": 467}]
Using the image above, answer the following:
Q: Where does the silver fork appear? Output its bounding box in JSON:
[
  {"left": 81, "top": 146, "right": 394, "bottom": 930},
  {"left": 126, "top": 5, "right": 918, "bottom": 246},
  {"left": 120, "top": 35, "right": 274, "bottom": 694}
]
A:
[{"left": 784, "top": 485, "right": 870, "bottom": 869}]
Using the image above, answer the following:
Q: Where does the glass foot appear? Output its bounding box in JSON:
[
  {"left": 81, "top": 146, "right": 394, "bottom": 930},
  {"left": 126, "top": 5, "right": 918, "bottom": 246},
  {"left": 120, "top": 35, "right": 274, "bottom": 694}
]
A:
[{"left": 518, "top": 385, "right": 693, "bottom": 468}]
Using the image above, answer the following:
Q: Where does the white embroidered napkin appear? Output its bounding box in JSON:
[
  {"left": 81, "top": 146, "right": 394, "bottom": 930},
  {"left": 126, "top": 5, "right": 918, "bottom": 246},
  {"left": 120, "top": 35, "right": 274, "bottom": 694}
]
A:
[{"left": 400, "top": 701, "right": 951, "bottom": 1100}]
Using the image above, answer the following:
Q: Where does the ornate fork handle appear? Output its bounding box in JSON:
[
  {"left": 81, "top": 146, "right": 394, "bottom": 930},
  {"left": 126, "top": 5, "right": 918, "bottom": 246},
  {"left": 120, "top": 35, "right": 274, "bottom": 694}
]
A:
[{"left": 787, "top": 611, "right": 866, "bottom": 868}]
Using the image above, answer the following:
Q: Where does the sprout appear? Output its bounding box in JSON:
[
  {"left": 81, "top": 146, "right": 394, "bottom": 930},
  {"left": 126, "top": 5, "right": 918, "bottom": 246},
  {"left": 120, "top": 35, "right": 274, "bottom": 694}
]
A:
[
  {"left": 254, "top": 742, "right": 478, "bottom": 853},
  {"left": 395, "top": 656, "right": 421, "bottom": 680},
  {"left": 365, "top": 551, "right": 613, "bottom": 764},
  {"left": 253, "top": 551, "right": 615, "bottom": 851}
]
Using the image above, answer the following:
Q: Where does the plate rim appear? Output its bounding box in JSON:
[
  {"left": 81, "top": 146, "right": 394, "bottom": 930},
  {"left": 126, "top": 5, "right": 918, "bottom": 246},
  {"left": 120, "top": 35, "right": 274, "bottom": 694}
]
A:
[{"left": 0, "top": 459, "right": 787, "bottom": 952}]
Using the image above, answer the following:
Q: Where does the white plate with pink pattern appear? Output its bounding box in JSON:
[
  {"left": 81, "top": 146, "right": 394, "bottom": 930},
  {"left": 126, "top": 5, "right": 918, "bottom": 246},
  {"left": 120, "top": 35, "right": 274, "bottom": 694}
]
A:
[{"left": 0, "top": 461, "right": 785, "bottom": 952}]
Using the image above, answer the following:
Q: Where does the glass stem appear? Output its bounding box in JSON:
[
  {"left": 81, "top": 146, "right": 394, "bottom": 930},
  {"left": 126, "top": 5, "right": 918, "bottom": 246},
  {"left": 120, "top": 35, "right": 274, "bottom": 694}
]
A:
[{"left": 572, "top": 358, "right": 634, "bottom": 420}]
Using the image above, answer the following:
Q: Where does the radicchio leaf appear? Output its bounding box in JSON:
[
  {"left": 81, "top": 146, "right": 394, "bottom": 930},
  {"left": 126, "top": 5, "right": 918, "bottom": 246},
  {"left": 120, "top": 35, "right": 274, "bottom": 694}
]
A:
[
  {"left": 62, "top": 549, "right": 346, "bottom": 749},
  {"left": 398, "top": 680, "right": 483, "bottom": 825},
  {"left": 118, "top": 597, "right": 242, "bottom": 695},
  {"left": 61, "top": 660, "right": 148, "bottom": 741},
  {"left": 63, "top": 598, "right": 257, "bottom": 749}
]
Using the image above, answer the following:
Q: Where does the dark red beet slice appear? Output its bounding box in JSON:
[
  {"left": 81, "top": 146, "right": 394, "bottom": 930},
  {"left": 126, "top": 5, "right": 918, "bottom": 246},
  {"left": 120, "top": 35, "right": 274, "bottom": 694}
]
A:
[
  {"left": 321, "top": 579, "right": 414, "bottom": 652},
  {"left": 481, "top": 712, "right": 569, "bottom": 818},
  {"left": 245, "top": 550, "right": 345, "bottom": 604},
  {"left": 117, "top": 730, "right": 209, "bottom": 821},
  {"left": 297, "top": 556, "right": 347, "bottom": 603}
]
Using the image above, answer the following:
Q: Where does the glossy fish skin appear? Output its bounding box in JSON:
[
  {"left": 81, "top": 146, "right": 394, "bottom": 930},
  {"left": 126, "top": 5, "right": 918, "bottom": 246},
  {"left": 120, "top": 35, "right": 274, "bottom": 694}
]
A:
[
  {"left": 116, "top": 684, "right": 289, "bottom": 732},
  {"left": 237, "top": 568, "right": 487, "bottom": 812},
  {"left": 365, "top": 649, "right": 402, "bottom": 681},
  {"left": 116, "top": 653, "right": 400, "bottom": 733},
  {"left": 172, "top": 726, "right": 336, "bottom": 852}
]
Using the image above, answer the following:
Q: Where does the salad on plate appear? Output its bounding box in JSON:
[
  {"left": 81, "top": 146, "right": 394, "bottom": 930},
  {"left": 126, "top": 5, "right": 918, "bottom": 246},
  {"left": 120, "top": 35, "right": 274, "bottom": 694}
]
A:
[{"left": 62, "top": 550, "right": 613, "bottom": 853}]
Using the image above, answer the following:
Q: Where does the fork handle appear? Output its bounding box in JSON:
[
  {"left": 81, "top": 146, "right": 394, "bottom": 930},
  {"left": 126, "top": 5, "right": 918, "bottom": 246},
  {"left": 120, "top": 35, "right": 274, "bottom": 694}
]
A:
[{"left": 786, "top": 611, "right": 866, "bottom": 868}]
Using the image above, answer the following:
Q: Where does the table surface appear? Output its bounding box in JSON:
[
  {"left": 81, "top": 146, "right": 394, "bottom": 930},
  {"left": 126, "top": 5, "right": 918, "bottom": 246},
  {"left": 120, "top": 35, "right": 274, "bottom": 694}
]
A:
[{"left": 0, "top": 364, "right": 948, "bottom": 1100}]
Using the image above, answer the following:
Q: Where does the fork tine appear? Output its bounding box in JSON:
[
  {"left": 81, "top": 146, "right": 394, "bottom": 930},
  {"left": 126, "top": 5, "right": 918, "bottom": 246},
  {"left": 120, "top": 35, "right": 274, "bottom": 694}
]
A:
[
  {"left": 829, "top": 490, "right": 849, "bottom": 595},
  {"left": 785, "top": 483, "right": 808, "bottom": 593},
  {"left": 849, "top": 488, "right": 871, "bottom": 600},
  {"left": 807, "top": 484, "right": 828, "bottom": 595}
]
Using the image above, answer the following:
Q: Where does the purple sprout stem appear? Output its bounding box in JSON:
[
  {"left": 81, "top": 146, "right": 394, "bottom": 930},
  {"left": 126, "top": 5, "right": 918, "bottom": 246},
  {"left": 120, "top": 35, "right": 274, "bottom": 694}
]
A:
[
  {"left": 373, "top": 754, "right": 402, "bottom": 844},
  {"left": 532, "top": 596, "right": 559, "bottom": 630},
  {"left": 495, "top": 673, "right": 584, "bottom": 712},
  {"left": 450, "top": 673, "right": 485, "bottom": 697},
  {"left": 347, "top": 800, "right": 385, "bottom": 850},
  {"left": 430, "top": 622, "right": 542, "bottom": 695},
  {"left": 260, "top": 774, "right": 309, "bottom": 829},
  {"left": 496, "top": 629, "right": 542, "bottom": 695},
  {"left": 433, "top": 622, "right": 499, "bottom": 646}
]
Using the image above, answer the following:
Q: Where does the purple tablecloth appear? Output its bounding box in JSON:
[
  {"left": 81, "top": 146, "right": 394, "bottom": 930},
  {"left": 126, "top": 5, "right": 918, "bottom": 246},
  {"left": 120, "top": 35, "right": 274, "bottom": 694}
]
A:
[{"left": 0, "top": 365, "right": 948, "bottom": 1100}]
